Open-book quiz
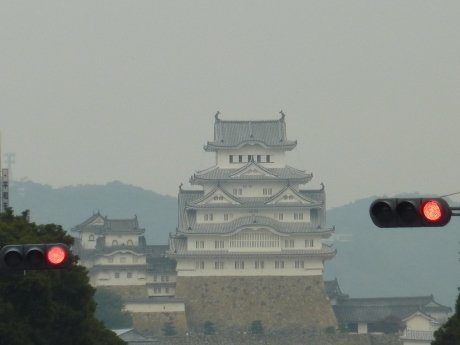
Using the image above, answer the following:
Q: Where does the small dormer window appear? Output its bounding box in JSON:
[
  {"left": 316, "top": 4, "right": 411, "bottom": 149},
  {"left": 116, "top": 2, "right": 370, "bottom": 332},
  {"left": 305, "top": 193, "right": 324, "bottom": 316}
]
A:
[
  {"left": 89, "top": 235, "right": 95, "bottom": 241},
  {"left": 127, "top": 240, "right": 133, "bottom": 246},
  {"left": 112, "top": 240, "right": 118, "bottom": 246}
]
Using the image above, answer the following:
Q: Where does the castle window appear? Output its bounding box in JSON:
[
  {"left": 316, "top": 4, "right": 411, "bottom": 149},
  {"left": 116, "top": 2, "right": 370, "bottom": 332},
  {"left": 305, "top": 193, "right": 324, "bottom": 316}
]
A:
[
  {"left": 108, "top": 257, "right": 114, "bottom": 263},
  {"left": 255, "top": 261, "right": 264, "bottom": 269},
  {"left": 294, "top": 213, "right": 304, "bottom": 220},
  {"left": 219, "top": 196, "right": 223, "bottom": 200},
  {"left": 215, "top": 261, "right": 224, "bottom": 269},
  {"left": 165, "top": 287, "right": 170, "bottom": 293},
  {"left": 285, "top": 240, "right": 295, "bottom": 248},
  {"left": 257, "top": 155, "right": 261, "bottom": 162},
  {"left": 120, "top": 257, "right": 126, "bottom": 263},
  {"left": 127, "top": 272, "right": 132, "bottom": 278},
  {"left": 305, "top": 240, "right": 314, "bottom": 248},
  {"left": 161, "top": 276, "right": 165, "bottom": 282},
  {"left": 266, "top": 155, "right": 271, "bottom": 163},
  {"left": 165, "top": 276, "right": 169, "bottom": 282},
  {"left": 229, "top": 155, "right": 234, "bottom": 163},
  {"left": 229, "top": 232, "right": 280, "bottom": 249},
  {"left": 127, "top": 240, "right": 133, "bottom": 246},
  {"left": 278, "top": 214, "right": 284, "bottom": 220},
  {"left": 248, "top": 155, "right": 254, "bottom": 162},
  {"left": 295, "top": 261, "right": 305, "bottom": 269},
  {"left": 115, "top": 272, "right": 120, "bottom": 278},
  {"left": 215, "top": 240, "right": 224, "bottom": 249},
  {"left": 238, "top": 155, "right": 243, "bottom": 163},
  {"left": 112, "top": 240, "right": 118, "bottom": 246},
  {"left": 232, "top": 189, "right": 242, "bottom": 196},
  {"left": 263, "top": 188, "right": 272, "bottom": 196},
  {"left": 154, "top": 276, "right": 157, "bottom": 282},
  {"left": 275, "top": 261, "right": 284, "bottom": 269},
  {"left": 196, "top": 262, "right": 205, "bottom": 269},
  {"left": 234, "top": 261, "right": 244, "bottom": 269},
  {"left": 154, "top": 287, "right": 161, "bottom": 293},
  {"left": 204, "top": 214, "right": 213, "bottom": 221},
  {"left": 89, "top": 235, "right": 95, "bottom": 241},
  {"left": 196, "top": 241, "right": 204, "bottom": 249}
]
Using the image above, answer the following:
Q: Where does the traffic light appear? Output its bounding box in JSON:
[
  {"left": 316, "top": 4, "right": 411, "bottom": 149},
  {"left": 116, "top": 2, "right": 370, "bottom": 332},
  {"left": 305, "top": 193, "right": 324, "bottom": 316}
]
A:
[
  {"left": 0, "top": 243, "right": 72, "bottom": 270},
  {"left": 370, "top": 198, "right": 452, "bottom": 228}
]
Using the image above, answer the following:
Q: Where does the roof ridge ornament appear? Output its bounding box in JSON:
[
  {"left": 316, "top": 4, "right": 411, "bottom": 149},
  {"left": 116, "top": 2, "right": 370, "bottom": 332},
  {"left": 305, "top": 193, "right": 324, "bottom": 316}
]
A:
[
  {"left": 215, "top": 111, "right": 221, "bottom": 123},
  {"left": 279, "top": 110, "right": 285, "bottom": 122},
  {"left": 179, "top": 183, "right": 183, "bottom": 191},
  {"left": 321, "top": 182, "right": 325, "bottom": 191}
]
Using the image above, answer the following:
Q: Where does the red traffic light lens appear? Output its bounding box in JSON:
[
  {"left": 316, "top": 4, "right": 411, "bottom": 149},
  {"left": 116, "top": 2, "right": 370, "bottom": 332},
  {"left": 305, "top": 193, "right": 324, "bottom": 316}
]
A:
[
  {"left": 47, "top": 247, "right": 66, "bottom": 265},
  {"left": 422, "top": 201, "right": 442, "bottom": 222}
]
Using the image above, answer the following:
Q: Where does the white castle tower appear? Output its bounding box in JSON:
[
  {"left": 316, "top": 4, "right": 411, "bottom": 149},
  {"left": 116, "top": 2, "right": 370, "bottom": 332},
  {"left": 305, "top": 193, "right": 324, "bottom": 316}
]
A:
[{"left": 169, "top": 113, "right": 337, "bottom": 331}]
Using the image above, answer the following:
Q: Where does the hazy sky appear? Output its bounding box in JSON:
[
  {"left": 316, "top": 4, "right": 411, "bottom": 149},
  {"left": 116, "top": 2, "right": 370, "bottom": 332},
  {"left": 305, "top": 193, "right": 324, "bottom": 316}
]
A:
[{"left": 1, "top": 1, "right": 459, "bottom": 209}]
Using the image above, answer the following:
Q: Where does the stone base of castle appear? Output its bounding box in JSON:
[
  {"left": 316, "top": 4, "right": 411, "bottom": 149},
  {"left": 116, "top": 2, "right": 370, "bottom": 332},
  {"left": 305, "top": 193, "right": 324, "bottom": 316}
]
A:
[
  {"left": 174, "top": 275, "right": 337, "bottom": 332},
  {"left": 131, "top": 311, "right": 188, "bottom": 336},
  {"left": 102, "top": 285, "right": 149, "bottom": 299}
]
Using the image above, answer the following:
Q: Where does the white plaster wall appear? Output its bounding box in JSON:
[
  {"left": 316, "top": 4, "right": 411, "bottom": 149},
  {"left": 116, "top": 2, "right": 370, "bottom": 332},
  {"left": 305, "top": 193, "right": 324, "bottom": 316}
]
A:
[
  {"left": 175, "top": 257, "right": 324, "bottom": 277},
  {"left": 125, "top": 302, "right": 185, "bottom": 313},
  {"left": 94, "top": 251, "right": 146, "bottom": 265},
  {"left": 94, "top": 269, "right": 148, "bottom": 286},
  {"left": 357, "top": 323, "right": 368, "bottom": 334},
  {"left": 81, "top": 232, "right": 99, "bottom": 249},
  {"left": 195, "top": 208, "right": 311, "bottom": 224},
  {"left": 405, "top": 315, "right": 432, "bottom": 331},
  {"left": 216, "top": 145, "right": 286, "bottom": 168},
  {"left": 105, "top": 234, "right": 140, "bottom": 246}
]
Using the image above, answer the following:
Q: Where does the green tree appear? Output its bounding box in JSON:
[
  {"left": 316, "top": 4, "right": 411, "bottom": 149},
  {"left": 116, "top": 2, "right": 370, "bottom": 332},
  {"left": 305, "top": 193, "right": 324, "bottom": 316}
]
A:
[
  {"left": 324, "top": 326, "right": 336, "bottom": 334},
  {"left": 377, "top": 315, "right": 405, "bottom": 334},
  {"left": 203, "top": 321, "right": 215, "bottom": 335},
  {"left": 0, "top": 208, "right": 126, "bottom": 345},
  {"left": 250, "top": 320, "right": 264, "bottom": 335},
  {"left": 94, "top": 288, "right": 133, "bottom": 329},
  {"left": 432, "top": 289, "right": 460, "bottom": 345},
  {"left": 162, "top": 321, "right": 177, "bottom": 336}
]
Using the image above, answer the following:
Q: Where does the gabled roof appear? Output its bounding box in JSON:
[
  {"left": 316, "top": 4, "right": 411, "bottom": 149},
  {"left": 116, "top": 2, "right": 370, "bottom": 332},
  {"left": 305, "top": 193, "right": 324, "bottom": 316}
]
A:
[
  {"left": 324, "top": 278, "right": 349, "bottom": 300},
  {"left": 333, "top": 305, "right": 429, "bottom": 323},
  {"left": 188, "top": 185, "right": 241, "bottom": 205},
  {"left": 190, "top": 165, "right": 312, "bottom": 184},
  {"left": 265, "top": 184, "right": 320, "bottom": 205},
  {"left": 71, "top": 212, "right": 145, "bottom": 234},
  {"left": 337, "top": 295, "right": 443, "bottom": 307},
  {"left": 204, "top": 113, "right": 297, "bottom": 151},
  {"left": 230, "top": 161, "right": 277, "bottom": 178}
]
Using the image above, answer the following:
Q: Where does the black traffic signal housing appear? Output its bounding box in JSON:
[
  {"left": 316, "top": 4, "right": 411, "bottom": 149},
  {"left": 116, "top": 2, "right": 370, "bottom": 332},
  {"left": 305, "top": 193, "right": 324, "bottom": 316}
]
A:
[
  {"left": 370, "top": 198, "right": 451, "bottom": 228},
  {"left": 0, "top": 243, "right": 72, "bottom": 270}
]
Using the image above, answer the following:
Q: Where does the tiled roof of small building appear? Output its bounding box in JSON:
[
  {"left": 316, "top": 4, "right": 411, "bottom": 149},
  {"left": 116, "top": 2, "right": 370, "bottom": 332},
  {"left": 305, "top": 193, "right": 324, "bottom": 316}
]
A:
[
  {"left": 337, "top": 296, "right": 439, "bottom": 307},
  {"left": 400, "top": 330, "right": 435, "bottom": 341},
  {"left": 71, "top": 212, "right": 145, "bottom": 234},
  {"left": 333, "top": 305, "right": 429, "bottom": 323},
  {"left": 190, "top": 164, "right": 312, "bottom": 184},
  {"left": 167, "top": 236, "right": 336, "bottom": 258},
  {"left": 204, "top": 113, "right": 297, "bottom": 151},
  {"left": 324, "top": 278, "right": 349, "bottom": 300}
]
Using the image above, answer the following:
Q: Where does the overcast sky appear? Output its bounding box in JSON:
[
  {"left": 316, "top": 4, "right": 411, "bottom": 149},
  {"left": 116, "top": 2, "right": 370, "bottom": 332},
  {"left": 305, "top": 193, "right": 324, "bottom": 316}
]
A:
[{"left": 1, "top": 1, "right": 459, "bottom": 209}]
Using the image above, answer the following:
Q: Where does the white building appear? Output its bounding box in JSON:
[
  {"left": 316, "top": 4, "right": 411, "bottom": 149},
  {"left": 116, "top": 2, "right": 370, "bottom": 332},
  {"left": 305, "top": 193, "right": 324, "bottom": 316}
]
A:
[{"left": 168, "top": 112, "right": 336, "bottom": 278}]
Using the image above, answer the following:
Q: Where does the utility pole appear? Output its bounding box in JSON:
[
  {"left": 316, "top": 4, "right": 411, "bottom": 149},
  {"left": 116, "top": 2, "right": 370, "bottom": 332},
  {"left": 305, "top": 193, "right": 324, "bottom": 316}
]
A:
[{"left": 4, "top": 152, "right": 15, "bottom": 181}]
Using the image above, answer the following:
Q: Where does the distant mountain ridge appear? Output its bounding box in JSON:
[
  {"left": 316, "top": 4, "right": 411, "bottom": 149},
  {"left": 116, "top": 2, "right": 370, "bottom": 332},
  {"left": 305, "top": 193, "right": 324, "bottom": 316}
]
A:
[
  {"left": 7, "top": 180, "right": 459, "bottom": 308},
  {"left": 9, "top": 180, "right": 177, "bottom": 244}
]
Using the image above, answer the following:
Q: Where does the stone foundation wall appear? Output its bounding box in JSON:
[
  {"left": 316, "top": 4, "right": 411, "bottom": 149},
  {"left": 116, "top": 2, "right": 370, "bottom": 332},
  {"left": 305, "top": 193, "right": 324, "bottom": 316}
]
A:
[
  {"left": 103, "top": 285, "right": 149, "bottom": 299},
  {"left": 158, "top": 334, "right": 403, "bottom": 345},
  {"left": 174, "top": 275, "right": 337, "bottom": 332},
  {"left": 131, "top": 311, "right": 188, "bottom": 337}
]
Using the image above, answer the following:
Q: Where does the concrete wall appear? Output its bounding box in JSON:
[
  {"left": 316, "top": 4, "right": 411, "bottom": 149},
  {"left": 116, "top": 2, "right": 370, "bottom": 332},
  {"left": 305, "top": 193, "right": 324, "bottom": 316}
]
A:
[
  {"left": 174, "top": 275, "right": 337, "bottom": 332},
  {"left": 158, "top": 333, "right": 403, "bottom": 345}
]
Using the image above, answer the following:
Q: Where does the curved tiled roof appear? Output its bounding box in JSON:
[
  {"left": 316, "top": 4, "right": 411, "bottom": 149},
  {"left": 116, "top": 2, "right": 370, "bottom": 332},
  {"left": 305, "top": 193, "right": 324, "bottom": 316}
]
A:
[
  {"left": 190, "top": 164, "right": 312, "bottom": 184},
  {"left": 71, "top": 213, "right": 145, "bottom": 234},
  {"left": 204, "top": 116, "right": 297, "bottom": 151}
]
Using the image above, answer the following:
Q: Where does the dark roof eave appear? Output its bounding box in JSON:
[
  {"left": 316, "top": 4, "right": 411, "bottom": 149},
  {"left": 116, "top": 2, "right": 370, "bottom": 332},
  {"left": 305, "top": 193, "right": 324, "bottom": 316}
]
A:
[{"left": 204, "top": 142, "right": 297, "bottom": 152}]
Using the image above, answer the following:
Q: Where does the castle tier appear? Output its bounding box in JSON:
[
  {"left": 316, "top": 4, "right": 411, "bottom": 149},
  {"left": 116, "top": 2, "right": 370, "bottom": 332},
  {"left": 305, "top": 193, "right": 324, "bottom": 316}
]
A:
[{"left": 168, "top": 113, "right": 338, "bottom": 331}]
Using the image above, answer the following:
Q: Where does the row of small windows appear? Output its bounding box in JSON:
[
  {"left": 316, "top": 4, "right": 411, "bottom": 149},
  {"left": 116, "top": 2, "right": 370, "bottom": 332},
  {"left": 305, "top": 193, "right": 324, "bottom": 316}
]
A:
[
  {"left": 196, "top": 260, "right": 306, "bottom": 269},
  {"left": 153, "top": 287, "right": 170, "bottom": 294},
  {"left": 153, "top": 275, "right": 169, "bottom": 282},
  {"left": 111, "top": 240, "right": 134, "bottom": 246},
  {"left": 114, "top": 272, "right": 133, "bottom": 278},
  {"left": 108, "top": 256, "right": 139, "bottom": 263},
  {"left": 229, "top": 155, "right": 272, "bottom": 163},
  {"left": 196, "top": 238, "right": 315, "bottom": 249},
  {"left": 203, "top": 213, "right": 306, "bottom": 222}
]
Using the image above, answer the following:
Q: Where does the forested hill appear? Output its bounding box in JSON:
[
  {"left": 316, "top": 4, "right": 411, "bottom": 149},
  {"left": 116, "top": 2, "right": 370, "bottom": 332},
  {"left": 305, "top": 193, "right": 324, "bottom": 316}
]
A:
[
  {"left": 8, "top": 180, "right": 460, "bottom": 308},
  {"left": 8, "top": 180, "right": 177, "bottom": 244}
]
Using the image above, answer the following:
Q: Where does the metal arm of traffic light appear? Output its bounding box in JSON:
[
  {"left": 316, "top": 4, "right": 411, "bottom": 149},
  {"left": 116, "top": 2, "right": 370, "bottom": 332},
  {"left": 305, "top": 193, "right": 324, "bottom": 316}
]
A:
[{"left": 449, "top": 207, "right": 460, "bottom": 217}]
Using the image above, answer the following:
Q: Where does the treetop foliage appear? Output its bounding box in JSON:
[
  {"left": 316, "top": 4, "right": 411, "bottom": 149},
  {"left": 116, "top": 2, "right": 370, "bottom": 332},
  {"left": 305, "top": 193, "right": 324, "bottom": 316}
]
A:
[{"left": 0, "top": 208, "right": 126, "bottom": 345}]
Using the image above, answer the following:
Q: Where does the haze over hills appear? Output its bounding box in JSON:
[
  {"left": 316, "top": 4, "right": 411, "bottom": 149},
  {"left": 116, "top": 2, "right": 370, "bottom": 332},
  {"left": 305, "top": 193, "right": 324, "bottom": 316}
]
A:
[{"left": 7, "top": 180, "right": 460, "bottom": 308}]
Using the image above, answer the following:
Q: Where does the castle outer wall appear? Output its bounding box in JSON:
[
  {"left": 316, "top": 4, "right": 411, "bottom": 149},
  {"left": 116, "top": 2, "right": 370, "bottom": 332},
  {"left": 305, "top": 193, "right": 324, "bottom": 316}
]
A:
[{"left": 174, "top": 275, "right": 337, "bottom": 331}]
